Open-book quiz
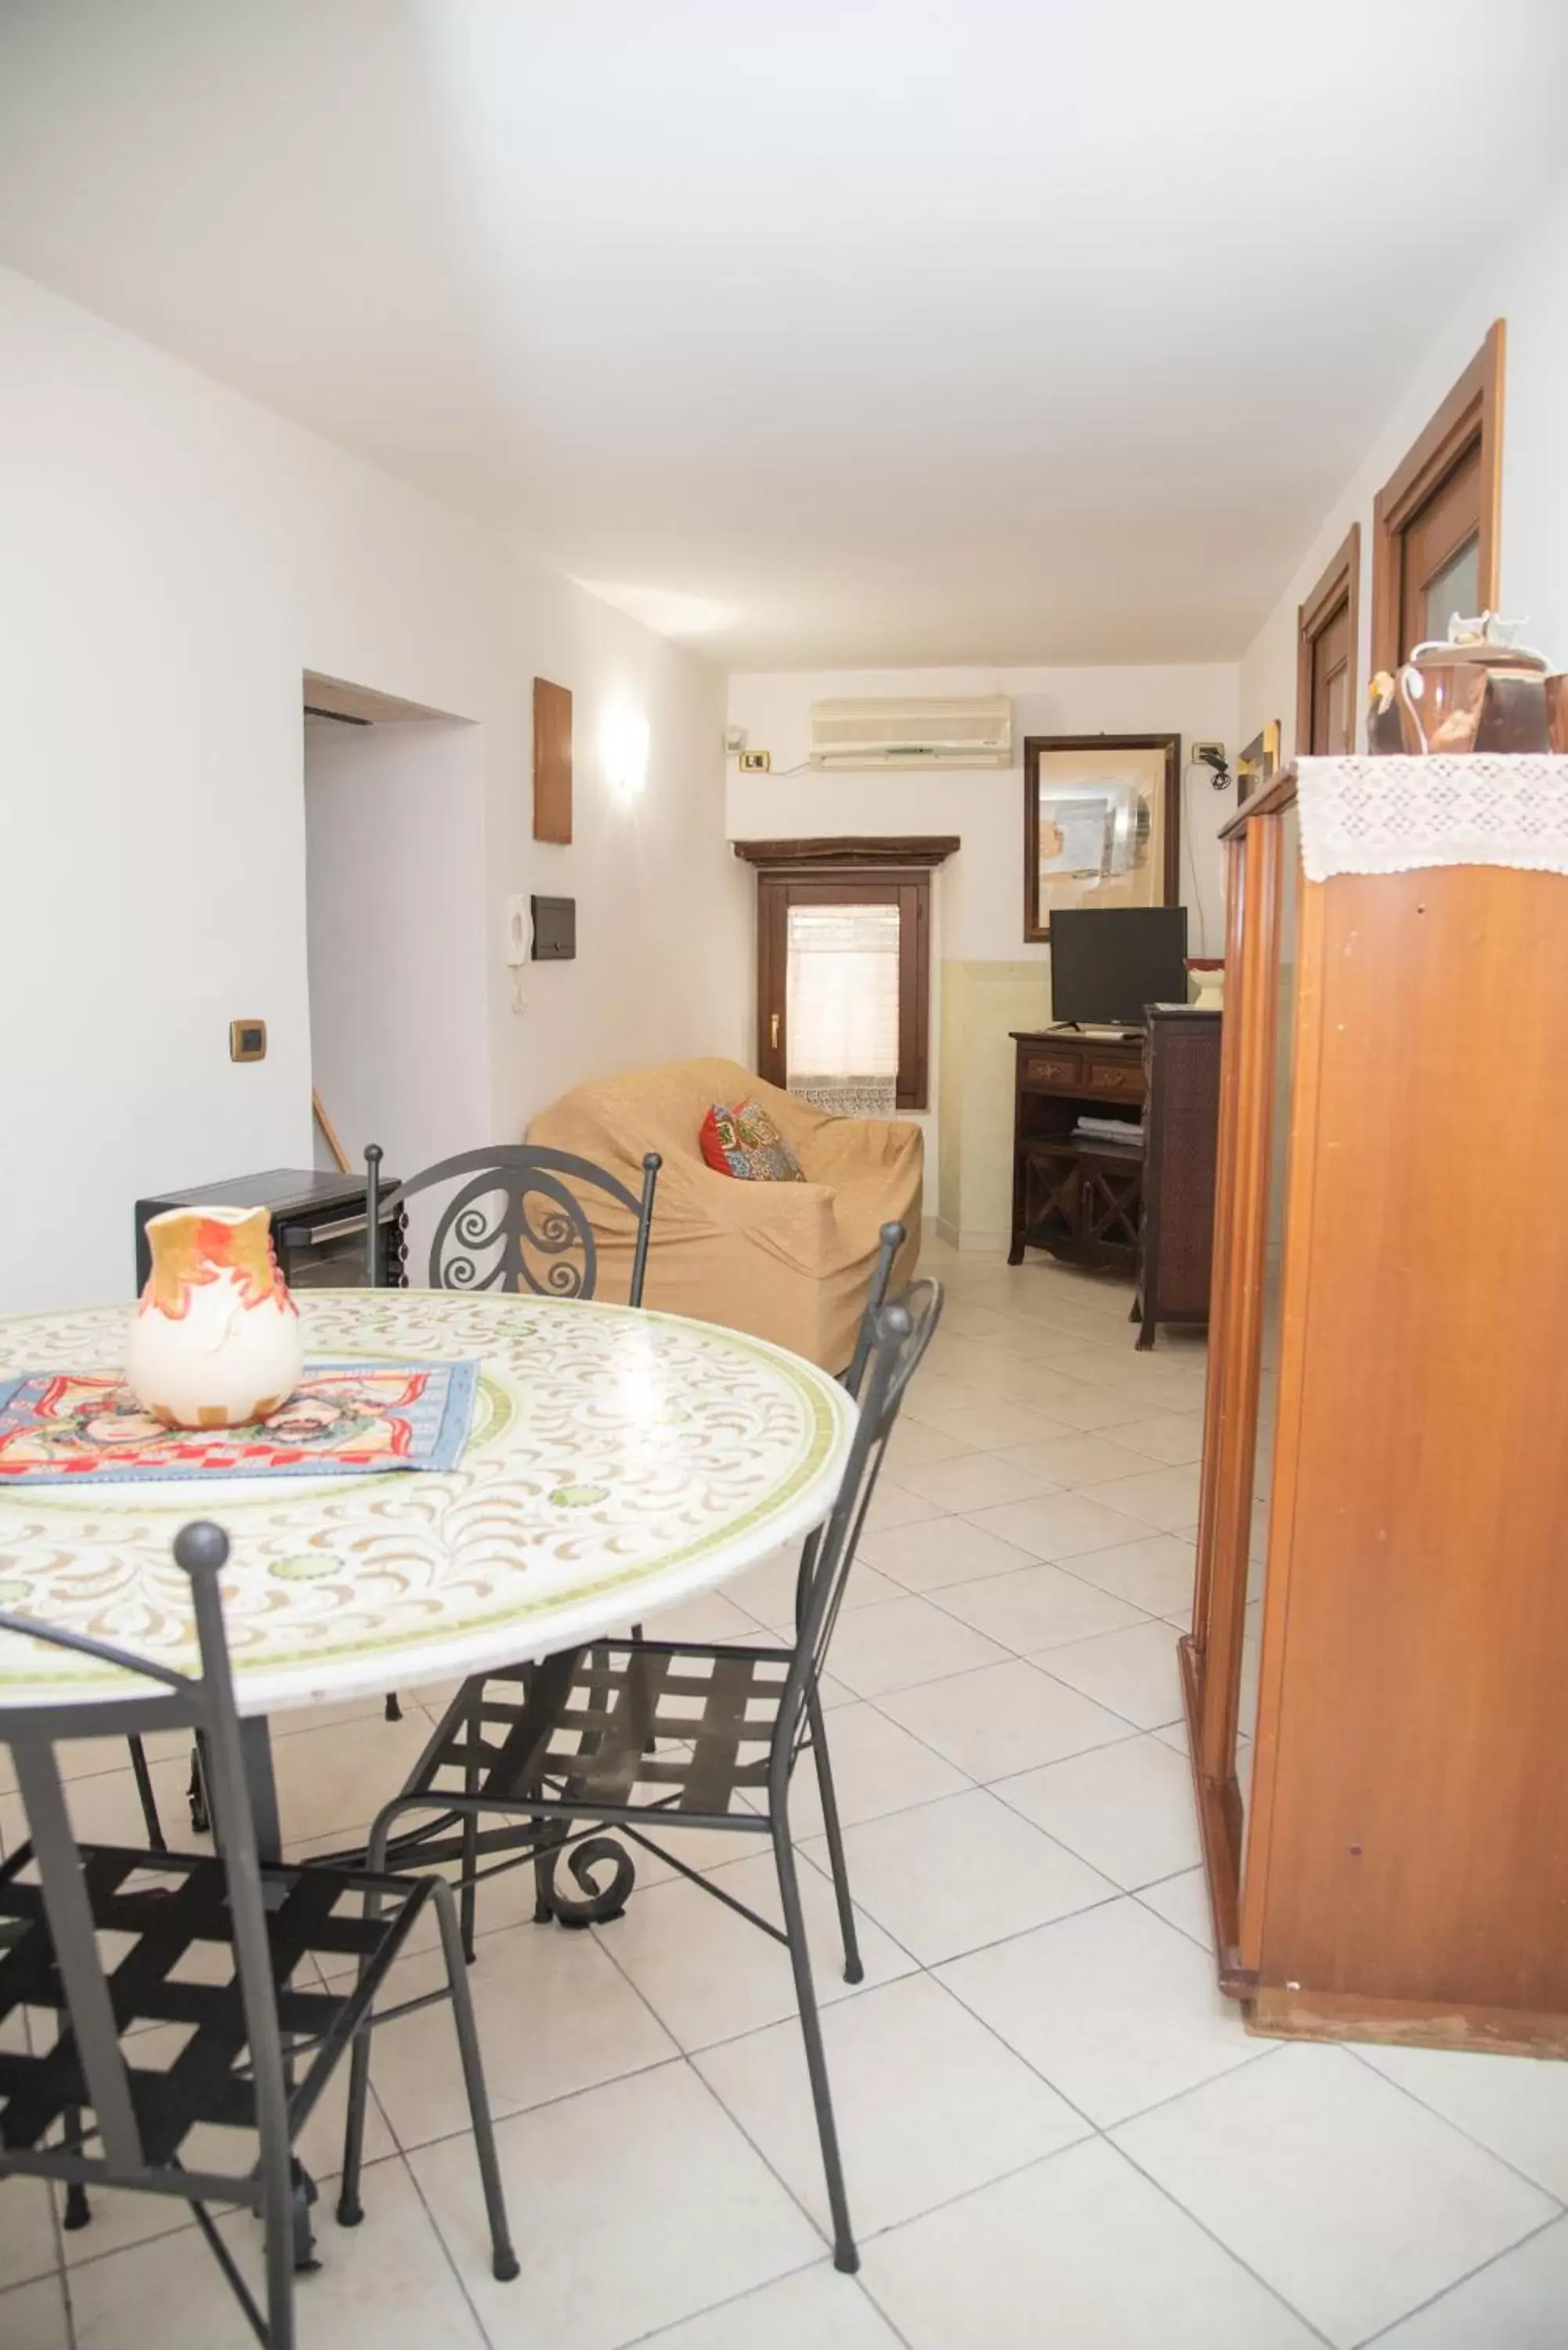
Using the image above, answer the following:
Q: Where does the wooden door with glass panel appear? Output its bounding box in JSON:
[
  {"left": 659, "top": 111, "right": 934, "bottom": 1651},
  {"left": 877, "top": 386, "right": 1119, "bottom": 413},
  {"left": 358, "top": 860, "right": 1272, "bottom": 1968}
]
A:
[
  {"left": 1398, "top": 442, "right": 1483, "bottom": 657},
  {"left": 1297, "top": 526, "right": 1360, "bottom": 757},
  {"left": 1372, "top": 321, "right": 1503, "bottom": 676}
]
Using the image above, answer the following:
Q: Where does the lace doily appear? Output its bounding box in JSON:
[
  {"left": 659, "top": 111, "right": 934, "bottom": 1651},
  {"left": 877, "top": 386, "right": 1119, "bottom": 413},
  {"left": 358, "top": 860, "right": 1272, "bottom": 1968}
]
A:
[{"left": 1297, "top": 755, "right": 1568, "bottom": 884}]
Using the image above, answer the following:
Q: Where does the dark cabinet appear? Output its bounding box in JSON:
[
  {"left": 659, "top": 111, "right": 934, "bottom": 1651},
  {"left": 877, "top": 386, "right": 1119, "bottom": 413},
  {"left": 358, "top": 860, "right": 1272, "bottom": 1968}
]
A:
[
  {"left": 1008, "top": 1032, "right": 1145, "bottom": 1275},
  {"left": 1135, "top": 1007, "right": 1222, "bottom": 1347}
]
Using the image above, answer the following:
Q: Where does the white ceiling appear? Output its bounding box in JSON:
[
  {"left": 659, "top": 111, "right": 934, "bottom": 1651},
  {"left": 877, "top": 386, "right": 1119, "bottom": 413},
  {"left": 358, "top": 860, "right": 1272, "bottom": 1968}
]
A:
[{"left": 2, "top": 0, "right": 1566, "bottom": 670}]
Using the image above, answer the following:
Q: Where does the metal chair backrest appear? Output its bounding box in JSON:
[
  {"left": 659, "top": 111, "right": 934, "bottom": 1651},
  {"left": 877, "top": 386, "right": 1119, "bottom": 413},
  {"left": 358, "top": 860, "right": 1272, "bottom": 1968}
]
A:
[
  {"left": 843, "top": 1220, "right": 905, "bottom": 1399},
  {"left": 364, "top": 1143, "right": 662, "bottom": 1303},
  {"left": 777, "top": 1278, "right": 943, "bottom": 1766},
  {"left": 0, "top": 1524, "right": 291, "bottom": 2214}
]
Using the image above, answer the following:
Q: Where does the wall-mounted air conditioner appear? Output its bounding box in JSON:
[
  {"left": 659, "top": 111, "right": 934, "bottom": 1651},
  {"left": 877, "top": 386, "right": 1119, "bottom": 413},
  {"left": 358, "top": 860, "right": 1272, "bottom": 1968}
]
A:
[{"left": 808, "top": 695, "right": 1013, "bottom": 770}]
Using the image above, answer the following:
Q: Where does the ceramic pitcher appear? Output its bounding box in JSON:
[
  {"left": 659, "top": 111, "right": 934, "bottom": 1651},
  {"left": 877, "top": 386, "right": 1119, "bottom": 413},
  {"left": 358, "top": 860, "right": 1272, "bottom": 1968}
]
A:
[{"left": 126, "top": 1206, "right": 303, "bottom": 1429}]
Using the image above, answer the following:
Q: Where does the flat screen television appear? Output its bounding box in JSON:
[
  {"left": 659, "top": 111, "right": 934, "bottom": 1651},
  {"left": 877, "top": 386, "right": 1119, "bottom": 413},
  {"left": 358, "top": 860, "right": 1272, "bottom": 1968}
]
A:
[{"left": 1049, "top": 906, "right": 1188, "bottom": 1028}]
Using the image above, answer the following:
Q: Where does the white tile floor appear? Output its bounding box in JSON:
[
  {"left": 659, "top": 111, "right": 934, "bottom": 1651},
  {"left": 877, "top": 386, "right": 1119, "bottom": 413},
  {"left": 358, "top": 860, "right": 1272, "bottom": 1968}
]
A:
[{"left": 5, "top": 1235, "right": 1568, "bottom": 2347}]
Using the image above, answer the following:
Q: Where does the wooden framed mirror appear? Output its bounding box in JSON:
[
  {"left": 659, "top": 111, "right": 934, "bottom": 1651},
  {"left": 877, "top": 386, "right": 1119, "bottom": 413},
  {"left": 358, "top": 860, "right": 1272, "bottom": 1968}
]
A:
[{"left": 1023, "top": 733, "right": 1180, "bottom": 942}]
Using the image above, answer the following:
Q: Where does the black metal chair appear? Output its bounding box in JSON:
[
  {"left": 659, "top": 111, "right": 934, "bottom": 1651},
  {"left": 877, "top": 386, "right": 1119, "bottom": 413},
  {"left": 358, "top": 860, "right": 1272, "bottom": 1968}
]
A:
[
  {"left": 175, "top": 1140, "right": 668, "bottom": 1836},
  {"left": 361, "top": 1137, "right": 663, "bottom": 1729},
  {"left": 344, "top": 1273, "right": 944, "bottom": 2277},
  {"left": 0, "top": 1521, "right": 519, "bottom": 2348},
  {"left": 845, "top": 1220, "right": 905, "bottom": 1398},
  {"left": 363, "top": 1139, "right": 662, "bottom": 1301},
  {"left": 356, "top": 1215, "right": 908, "bottom": 1940}
]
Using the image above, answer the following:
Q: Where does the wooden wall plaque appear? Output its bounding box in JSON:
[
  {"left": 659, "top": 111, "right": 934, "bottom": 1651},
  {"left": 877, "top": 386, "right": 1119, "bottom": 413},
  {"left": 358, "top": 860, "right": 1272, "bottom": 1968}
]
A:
[{"left": 533, "top": 678, "right": 573, "bottom": 844}]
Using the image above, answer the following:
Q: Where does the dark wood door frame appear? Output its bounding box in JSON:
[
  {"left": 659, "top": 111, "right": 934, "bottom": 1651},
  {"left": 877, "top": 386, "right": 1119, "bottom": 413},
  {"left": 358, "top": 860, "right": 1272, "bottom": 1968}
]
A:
[
  {"left": 1371, "top": 320, "right": 1505, "bottom": 678},
  {"left": 1295, "top": 524, "right": 1360, "bottom": 758}
]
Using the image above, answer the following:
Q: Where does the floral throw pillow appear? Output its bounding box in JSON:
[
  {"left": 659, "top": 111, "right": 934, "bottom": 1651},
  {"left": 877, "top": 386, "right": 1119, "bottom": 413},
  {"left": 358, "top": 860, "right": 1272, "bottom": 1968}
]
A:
[{"left": 699, "top": 1099, "right": 807, "bottom": 1182}]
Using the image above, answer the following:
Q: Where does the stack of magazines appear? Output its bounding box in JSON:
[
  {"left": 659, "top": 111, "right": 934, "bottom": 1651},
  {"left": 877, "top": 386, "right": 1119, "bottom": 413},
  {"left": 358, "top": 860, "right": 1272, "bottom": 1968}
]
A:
[{"left": 1073, "top": 1113, "right": 1143, "bottom": 1147}]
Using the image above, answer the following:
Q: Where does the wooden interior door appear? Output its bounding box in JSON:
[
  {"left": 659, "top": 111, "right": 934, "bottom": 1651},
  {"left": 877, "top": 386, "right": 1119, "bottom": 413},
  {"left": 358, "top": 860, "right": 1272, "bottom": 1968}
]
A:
[
  {"left": 1398, "top": 439, "right": 1483, "bottom": 659},
  {"left": 1371, "top": 323, "right": 1502, "bottom": 676},
  {"left": 1307, "top": 598, "right": 1353, "bottom": 755},
  {"left": 1296, "top": 526, "right": 1359, "bottom": 758}
]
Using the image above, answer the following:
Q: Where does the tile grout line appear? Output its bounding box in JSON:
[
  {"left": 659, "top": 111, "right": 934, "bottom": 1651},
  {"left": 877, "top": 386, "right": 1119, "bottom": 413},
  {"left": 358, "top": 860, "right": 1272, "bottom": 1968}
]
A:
[
  {"left": 1336, "top": 2036, "right": 1568, "bottom": 2213},
  {"left": 850, "top": 1634, "right": 1180, "bottom": 1776},
  {"left": 1102, "top": 2127, "right": 1342, "bottom": 2349},
  {"left": 919, "top": 1911, "right": 1285, "bottom": 2141},
  {"left": 1349, "top": 2208, "right": 1568, "bottom": 2346},
  {"left": 616, "top": 2258, "right": 919, "bottom": 2350},
  {"left": 395, "top": 2140, "right": 507, "bottom": 2350}
]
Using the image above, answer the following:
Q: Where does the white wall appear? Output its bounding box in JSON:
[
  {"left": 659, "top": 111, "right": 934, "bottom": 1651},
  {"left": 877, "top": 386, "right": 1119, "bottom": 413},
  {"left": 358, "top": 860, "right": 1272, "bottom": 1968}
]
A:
[
  {"left": 303, "top": 718, "right": 489, "bottom": 1176},
  {"left": 490, "top": 582, "right": 749, "bottom": 1131},
  {"left": 1240, "top": 170, "right": 1568, "bottom": 750},
  {"left": 0, "top": 263, "right": 750, "bottom": 1311}
]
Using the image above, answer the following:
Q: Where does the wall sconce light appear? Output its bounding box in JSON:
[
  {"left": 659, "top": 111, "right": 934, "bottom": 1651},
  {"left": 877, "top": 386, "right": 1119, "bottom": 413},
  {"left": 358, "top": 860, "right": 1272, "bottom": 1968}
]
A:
[{"left": 602, "top": 705, "right": 650, "bottom": 801}]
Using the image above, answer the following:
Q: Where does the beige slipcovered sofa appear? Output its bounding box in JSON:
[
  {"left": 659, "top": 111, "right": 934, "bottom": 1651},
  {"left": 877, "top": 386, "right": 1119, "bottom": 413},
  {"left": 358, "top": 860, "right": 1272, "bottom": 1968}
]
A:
[{"left": 527, "top": 1058, "right": 923, "bottom": 1372}]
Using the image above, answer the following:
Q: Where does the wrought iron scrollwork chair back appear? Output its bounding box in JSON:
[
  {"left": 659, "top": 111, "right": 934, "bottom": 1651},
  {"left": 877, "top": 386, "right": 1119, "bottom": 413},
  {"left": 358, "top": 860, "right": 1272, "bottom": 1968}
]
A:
[
  {"left": 359, "top": 1136, "right": 663, "bottom": 1724},
  {"left": 363, "top": 1140, "right": 662, "bottom": 1303},
  {"left": 0, "top": 1522, "right": 518, "bottom": 2350},
  {"left": 175, "top": 1141, "right": 663, "bottom": 1832},
  {"left": 348, "top": 1271, "right": 943, "bottom": 2277}
]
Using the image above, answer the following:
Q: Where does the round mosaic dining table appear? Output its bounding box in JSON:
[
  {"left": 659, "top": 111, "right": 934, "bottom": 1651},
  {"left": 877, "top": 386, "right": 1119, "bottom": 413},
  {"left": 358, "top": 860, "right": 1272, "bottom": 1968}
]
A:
[{"left": 0, "top": 1291, "right": 857, "bottom": 1716}]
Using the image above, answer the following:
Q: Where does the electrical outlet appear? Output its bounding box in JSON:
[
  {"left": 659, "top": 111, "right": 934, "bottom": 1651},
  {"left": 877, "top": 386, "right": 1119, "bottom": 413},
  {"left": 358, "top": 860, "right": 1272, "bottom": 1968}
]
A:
[
  {"left": 1192, "top": 739, "right": 1226, "bottom": 768},
  {"left": 739, "top": 748, "right": 771, "bottom": 773}
]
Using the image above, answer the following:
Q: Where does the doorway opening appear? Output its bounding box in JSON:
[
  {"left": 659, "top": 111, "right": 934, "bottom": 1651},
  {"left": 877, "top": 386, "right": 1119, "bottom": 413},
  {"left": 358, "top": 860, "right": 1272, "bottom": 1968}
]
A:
[{"left": 302, "top": 671, "right": 487, "bottom": 1193}]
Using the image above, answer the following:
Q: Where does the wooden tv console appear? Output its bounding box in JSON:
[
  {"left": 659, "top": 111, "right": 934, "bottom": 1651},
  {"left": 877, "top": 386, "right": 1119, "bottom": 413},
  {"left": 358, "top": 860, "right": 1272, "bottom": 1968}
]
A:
[
  {"left": 1007, "top": 1029, "right": 1146, "bottom": 1277},
  {"left": 1007, "top": 1016, "right": 1220, "bottom": 1346}
]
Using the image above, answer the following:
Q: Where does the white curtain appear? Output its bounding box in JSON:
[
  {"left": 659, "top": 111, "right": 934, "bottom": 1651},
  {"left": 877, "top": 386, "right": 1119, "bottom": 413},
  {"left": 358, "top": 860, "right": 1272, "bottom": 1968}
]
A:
[{"left": 786, "top": 902, "right": 900, "bottom": 1115}]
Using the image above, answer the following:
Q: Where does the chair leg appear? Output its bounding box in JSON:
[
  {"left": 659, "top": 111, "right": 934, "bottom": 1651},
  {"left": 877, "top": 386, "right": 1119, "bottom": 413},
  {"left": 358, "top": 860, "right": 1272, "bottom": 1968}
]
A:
[
  {"left": 336, "top": 2024, "right": 374, "bottom": 2229},
  {"left": 772, "top": 1820, "right": 858, "bottom": 2273},
  {"left": 459, "top": 1697, "right": 482, "bottom": 1962},
  {"left": 531, "top": 1812, "right": 555, "bottom": 1924},
  {"left": 264, "top": 2196, "right": 298, "bottom": 2350},
  {"left": 187, "top": 1738, "right": 210, "bottom": 1836},
  {"left": 430, "top": 1882, "right": 520, "bottom": 2283},
  {"left": 251, "top": 2125, "right": 299, "bottom": 2350},
  {"left": 384, "top": 1692, "right": 403, "bottom": 1722},
  {"left": 60, "top": 2106, "right": 90, "bottom": 2232},
  {"left": 127, "top": 1737, "right": 167, "bottom": 1855},
  {"left": 337, "top": 1868, "right": 381, "bottom": 2229},
  {"left": 806, "top": 1688, "right": 863, "bottom": 1985}
]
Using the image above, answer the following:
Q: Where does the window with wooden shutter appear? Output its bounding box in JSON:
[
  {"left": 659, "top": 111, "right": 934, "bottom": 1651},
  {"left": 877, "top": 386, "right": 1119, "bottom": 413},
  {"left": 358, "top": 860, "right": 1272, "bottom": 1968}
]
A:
[{"left": 735, "top": 837, "right": 956, "bottom": 1115}]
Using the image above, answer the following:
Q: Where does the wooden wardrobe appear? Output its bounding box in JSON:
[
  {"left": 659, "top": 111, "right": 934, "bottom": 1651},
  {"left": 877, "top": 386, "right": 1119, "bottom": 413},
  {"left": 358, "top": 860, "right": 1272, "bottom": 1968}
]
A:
[{"left": 1186, "top": 765, "right": 1568, "bottom": 2055}]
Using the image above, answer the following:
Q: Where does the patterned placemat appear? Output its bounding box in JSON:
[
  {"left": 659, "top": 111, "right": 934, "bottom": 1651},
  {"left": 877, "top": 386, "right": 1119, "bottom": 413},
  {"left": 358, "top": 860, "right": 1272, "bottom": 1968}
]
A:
[{"left": 0, "top": 1359, "right": 478, "bottom": 1484}]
